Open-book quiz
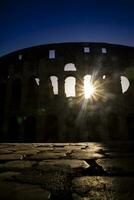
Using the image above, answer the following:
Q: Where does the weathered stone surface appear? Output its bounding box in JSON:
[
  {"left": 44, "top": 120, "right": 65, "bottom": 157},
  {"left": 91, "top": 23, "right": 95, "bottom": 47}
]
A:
[
  {"left": 31, "top": 147, "right": 54, "bottom": 151},
  {"left": 29, "top": 152, "right": 67, "bottom": 160},
  {"left": 0, "top": 181, "right": 51, "bottom": 200},
  {"left": 12, "top": 171, "right": 71, "bottom": 198},
  {"left": 37, "top": 159, "right": 90, "bottom": 172},
  {"left": 0, "top": 144, "right": 34, "bottom": 151},
  {"left": 0, "top": 149, "right": 13, "bottom": 154},
  {"left": 72, "top": 176, "right": 134, "bottom": 195},
  {"left": 0, "top": 171, "right": 21, "bottom": 180},
  {"left": 70, "top": 152, "right": 104, "bottom": 160},
  {"left": 96, "top": 158, "right": 134, "bottom": 174},
  {"left": 0, "top": 143, "right": 134, "bottom": 199},
  {"left": 0, "top": 154, "right": 24, "bottom": 161},
  {"left": 0, "top": 160, "right": 36, "bottom": 171},
  {"left": 72, "top": 193, "right": 82, "bottom": 200},
  {"left": 16, "top": 150, "right": 39, "bottom": 155},
  {"left": 72, "top": 191, "right": 134, "bottom": 200}
]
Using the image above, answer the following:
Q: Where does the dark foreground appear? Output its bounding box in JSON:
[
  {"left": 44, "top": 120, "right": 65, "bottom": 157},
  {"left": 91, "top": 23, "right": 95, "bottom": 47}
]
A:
[{"left": 0, "top": 142, "right": 134, "bottom": 200}]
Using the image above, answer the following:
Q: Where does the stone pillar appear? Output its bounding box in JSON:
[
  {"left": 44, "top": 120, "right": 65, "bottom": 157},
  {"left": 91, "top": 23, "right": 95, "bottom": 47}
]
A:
[{"left": 58, "top": 76, "right": 65, "bottom": 97}]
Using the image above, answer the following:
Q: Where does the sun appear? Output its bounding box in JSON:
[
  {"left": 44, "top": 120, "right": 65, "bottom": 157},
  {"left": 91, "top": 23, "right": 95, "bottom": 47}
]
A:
[
  {"left": 76, "top": 73, "right": 106, "bottom": 103},
  {"left": 84, "top": 75, "right": 96, "bottom": 99}
]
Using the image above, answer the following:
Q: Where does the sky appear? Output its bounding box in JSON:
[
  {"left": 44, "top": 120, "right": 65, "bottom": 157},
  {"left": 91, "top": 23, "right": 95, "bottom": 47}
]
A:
[{"left": 0, "top": 0, "right": 134, "bottom": 56}]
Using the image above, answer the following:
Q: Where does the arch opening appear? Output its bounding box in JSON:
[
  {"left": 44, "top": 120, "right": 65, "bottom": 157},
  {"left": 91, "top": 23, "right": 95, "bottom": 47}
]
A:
[
  {"left": 84, "top": 75, "right": 95, "bottom": 99},
  {"left": 121, "top": 76, "right": 130, "bottom": 93},
  {"left": 50, "top": 76, "right": 58, "bottom": 95},
  {"left": 64, "top": 63, "right": 76, "bottom": 71},
  {"left": 65, "top": 76, "right": 76, "bottom": 97}
]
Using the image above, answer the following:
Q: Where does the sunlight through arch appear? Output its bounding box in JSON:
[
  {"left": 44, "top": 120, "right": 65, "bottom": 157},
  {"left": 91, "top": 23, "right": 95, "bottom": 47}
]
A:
[
  {"left": 50, "top": 76, "right": 58, "bottom": 94},
  {"left": 121, "top": 76, "right": 130, "bottom": 93},
  {"left": 84, "top": 75, "right": 95, "bottom": 99},
  {"left": 65, "top": 76, "right": 76, "bottom": 97}
]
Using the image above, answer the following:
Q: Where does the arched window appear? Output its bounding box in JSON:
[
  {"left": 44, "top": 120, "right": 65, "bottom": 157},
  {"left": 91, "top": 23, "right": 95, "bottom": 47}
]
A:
[
  {"left": 65, "top": 76, "right": 76, "bottom": 97},
  {"left": 120, "top": 76, "right": 130, "bottom": 93},
  {"left": 64, "top": 63, "right": 76, "bottom": 71},
  {"left": 50, "top": 76, "right": 58, "bottom": 94}
]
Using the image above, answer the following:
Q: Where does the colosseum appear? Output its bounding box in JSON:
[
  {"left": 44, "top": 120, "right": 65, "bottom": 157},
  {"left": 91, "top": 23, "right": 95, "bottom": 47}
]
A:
[{"left": 0, "top": 42, "right": 134, "bottom": 142}]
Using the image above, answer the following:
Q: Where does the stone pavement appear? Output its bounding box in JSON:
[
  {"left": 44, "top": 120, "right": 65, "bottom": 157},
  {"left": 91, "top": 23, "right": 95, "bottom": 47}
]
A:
[{"left": 0, "top": 142, "right": 134, "bottom": 200}]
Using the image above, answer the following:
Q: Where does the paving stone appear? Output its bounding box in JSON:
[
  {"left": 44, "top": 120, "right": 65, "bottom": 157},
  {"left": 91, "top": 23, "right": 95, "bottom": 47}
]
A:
[
  {"left": 72, "top": 191, "right": 134, "bottom": 200},
  {"left": 70, "top": 152, "right": 104, "bottom": 160},
  {"left": 72, "top": 193, "right": 82, "bottom": 200},
  {"left": 0, "top": 154, "right": 24, "bottom": 161},
  {"left": 37, "top": 159, "right": 90, "bottom": 172},
  {"left": 0, "top": 142, "right": 134, "bottom": 199},
  {"left": 32, "top": 143, "right": 54, "bottom": 147},
  {"left": 0, "top": 149, "right": 14, "bottom": 154},
  {"left": 0, "top": 181, "right": 51, "bottom": 200},
  {"left": 12, "top": 171, "right": 71, "bottom": 198},
  {"left": 32, "top": 147, "right": 54, "bottom": 151},
  {"left": 16, "top": 149, "right": 39, "bottom": 155},
  {"left": 72, "top": 176, "right": 134, "bottom": 195},
  {"left": 0, "top": 144, "right": 14, "bottom": 149},
  {"left": 65, "top": 146, "right": 86, "bottom": 150},
  {"left": 0, "top": 171, "right": 21, "bottom": 180},
  {"left": 0, "top": 144, "right": 34, "bottom": 152},
  {"left": 96, "top": 158, "right": 134, "bottom": 174},
  {"left": 29, "top": 152, "right": 67, "bottom": 160},
  {"left": 0, "top": 160, "right": 36, "bottom": 171}
]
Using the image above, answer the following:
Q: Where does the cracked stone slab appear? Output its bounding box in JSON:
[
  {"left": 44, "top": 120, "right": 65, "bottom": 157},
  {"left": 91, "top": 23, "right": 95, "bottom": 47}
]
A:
[
  {"left": 0, "top": 181, "right": 51, "bottom": 200},
  {"left": 0, "top": 160, "right": 36, "bottom": 171},
  {"left": 72, "top": 176, "right": 134, "bottom": 200},
  {"left": 29, "top": 152, "right": 67, "bottom": 160},
  {"left": 96, "top": 158, "right": 134, "bottom": 174},
  {"left": 37, "top": 159, "right": 90, "bottom": 172}
]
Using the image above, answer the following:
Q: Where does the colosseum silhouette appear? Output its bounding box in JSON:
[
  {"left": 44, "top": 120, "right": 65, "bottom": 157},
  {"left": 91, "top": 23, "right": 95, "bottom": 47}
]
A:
[{"left": 0, "top": 42, "right": 134, "bottom": 142}]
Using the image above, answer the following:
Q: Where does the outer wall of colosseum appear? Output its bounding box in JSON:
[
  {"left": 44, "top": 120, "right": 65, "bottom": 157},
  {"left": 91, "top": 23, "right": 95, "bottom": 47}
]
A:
[{"left": 0, "top": 42, "right": 134, "bottom": 142}]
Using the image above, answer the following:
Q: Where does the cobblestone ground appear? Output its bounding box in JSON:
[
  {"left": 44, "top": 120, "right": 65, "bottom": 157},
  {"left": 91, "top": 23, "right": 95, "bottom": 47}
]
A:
[{"left": 0, "top": 142, "right": 134, "bottom": 200}]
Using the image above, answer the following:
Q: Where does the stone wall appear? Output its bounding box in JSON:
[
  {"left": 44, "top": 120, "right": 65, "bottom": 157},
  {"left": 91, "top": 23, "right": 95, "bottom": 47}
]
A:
[{"left": 0, "top": 42, "right": 134, "bottom": 142}]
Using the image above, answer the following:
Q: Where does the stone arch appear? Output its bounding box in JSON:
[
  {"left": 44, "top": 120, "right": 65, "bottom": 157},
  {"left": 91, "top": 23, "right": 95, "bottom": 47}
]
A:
[
  {"left": 83, "top": 75, "right": 94, "bottom": 99},
  {"left": 64, "top": 63, "right": 76, "bottom": 71},
  {"left": 65, "top": 76, "right": 76, "bottom": 97}
]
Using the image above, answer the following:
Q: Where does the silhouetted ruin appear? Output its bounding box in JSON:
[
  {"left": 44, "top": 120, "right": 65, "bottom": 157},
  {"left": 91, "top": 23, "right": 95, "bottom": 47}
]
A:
[{"left": 0, "top": 42, "right": 134, "bottom": 142}]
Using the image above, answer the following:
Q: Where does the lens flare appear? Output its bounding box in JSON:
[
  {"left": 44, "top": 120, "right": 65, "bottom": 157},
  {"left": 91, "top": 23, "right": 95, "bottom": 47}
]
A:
[
  {"left": 76, "top": 71, "right": 108, "bottom": 105},
  {"left": 84, "top": 75, "right": 95, "bottom": 99}
]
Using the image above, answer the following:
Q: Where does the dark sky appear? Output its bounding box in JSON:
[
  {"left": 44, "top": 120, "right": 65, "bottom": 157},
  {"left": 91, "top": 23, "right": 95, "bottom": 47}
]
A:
[{"left": 0, "top": 0, "right": 134, "bottom": 56}]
